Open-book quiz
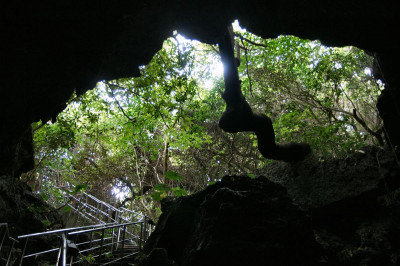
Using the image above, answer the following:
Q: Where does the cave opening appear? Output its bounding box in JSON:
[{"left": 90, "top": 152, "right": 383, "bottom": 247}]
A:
[
  {"left": 20, "top": 21, "right": 385, "bottom": 224},
  {"left": 1, "top": 2, "right": 399, "bottom": 263}
]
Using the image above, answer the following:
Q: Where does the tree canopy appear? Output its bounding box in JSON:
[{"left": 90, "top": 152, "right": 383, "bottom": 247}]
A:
[{"left": 22, "top": 24, "right": 383, "bottom": 220}]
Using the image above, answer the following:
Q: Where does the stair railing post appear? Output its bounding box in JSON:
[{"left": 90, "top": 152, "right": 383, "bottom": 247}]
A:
[
  {"left": 0, "top": 226, "right": 5, "bottom": 251},
  {"left": 96, "top": 202, "right": 100, "bottom": 221},
  {"left": 116, "top": 216, "right": 122, "bottom": 251},
  {"left": 98, "top": 228, "right": 105, "bottom": 264},
  {"left": 61, "top": 233, "right": 67, "bottom": 266},
  {"left": 78, "top": 194, "right": 82, "bottom": 213},
  {"left": 122, "top": 225, "right": 126, "bottom": 251},
  {"left": 139, "top": 222, "right": 143, "bottom": 251},
  {"left": 100, "top": 203, "right": 103, "bottom": 221},
  {"left": 144, "top": 216, "right": 148, "bottom": 243},
  {"left": 56, "top": 245, "right": 62, "bottom": 266},
  {"left": 84, "top": 193, "right": 88, "bottom": 215},
  {"left": 89, "top": 231, "right": 93, "bottom": 249},
  {"left": 18, "top": 238, "right": 28, "bottom": 266},
  {"left": 111, "top": 227, "right": 115, "bottom": 253},
  {"left": 6, "top": 239, "right": 16, "bottom": 266},
  {"left": 114, "top": 209, "right": 119, "bottom": 223}
]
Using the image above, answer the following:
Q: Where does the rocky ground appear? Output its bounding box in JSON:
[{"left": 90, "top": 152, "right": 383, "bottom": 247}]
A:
[{"left": 137, "top": 146, "right": 400, "bottom": 265}]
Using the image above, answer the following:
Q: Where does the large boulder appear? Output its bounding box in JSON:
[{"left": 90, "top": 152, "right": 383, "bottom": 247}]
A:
[{"left": 141, "top": 175, "right": 321, "bottom": 266}]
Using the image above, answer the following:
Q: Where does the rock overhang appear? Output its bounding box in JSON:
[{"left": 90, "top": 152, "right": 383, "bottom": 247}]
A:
[{"left": 1, "top": 0, "right": 399, "bottom": 176}]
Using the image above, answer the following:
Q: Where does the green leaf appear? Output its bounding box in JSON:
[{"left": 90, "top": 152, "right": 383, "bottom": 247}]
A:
[
  {"left": 70, "top": 184, "right": 88, "bottom": 195},
  {"left": 165, "top": 171, "right": 183, "bottom": 181},
  {"left": 248, "top": 173, "right": 255, "bottom": 179},
  {"left": 172, "top": 187, "right": 187, "bottom": 197},
  {"left": 153, "top": 183, "right": 171, "bottom": 192},
  {"left": 62, "top": 205, "right": 72, "bottom": 213},
  {"left": 41, "top": 220, "right": 51, "bottom": 226},
  {"left": 151, "top": 192, "right": 163, "bottom": 201},
  {"left": 39, "top": 192, "right": 49, "bottom": 201}
]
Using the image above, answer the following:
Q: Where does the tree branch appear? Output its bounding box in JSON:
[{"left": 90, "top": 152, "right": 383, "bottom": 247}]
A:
[
  {"left": 105, "top": 82, "right": 136, "bottom": 123},
  {"left": 235, "top": 34, "right": 268, "bottom": 48},
  {"left": 240, "top": 36, "right": 253, "bottom": 97},
  {"left": 353, "top": 109, "right": 384, "bottom": 146}
]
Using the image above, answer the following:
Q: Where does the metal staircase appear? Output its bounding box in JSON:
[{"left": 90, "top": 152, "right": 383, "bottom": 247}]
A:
[
  {"left": 0, "top": 192, "right": 152, "bottom": 266},
  {"left": 64, "top": 192, "right": 145, "bottom": 226}
]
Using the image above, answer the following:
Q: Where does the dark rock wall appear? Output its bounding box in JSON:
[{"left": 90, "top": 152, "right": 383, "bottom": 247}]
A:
[
  {"left": 139, "top": 147, "right": 400, "bottom": 265},
  {"left": 258, "top": 146, "right": 400, "bottom": 210},
  {"left": 0, "top": 175, "right": 61, "bottom": 236},
  {"left": 1, "top": 0, "right": 399, "bottom": 177},
  {"left": 142, "top": 176, "right": 321, "bottom": 266},
  {"left": 259, "top": 146, "right": 400, "bottom": 265}
]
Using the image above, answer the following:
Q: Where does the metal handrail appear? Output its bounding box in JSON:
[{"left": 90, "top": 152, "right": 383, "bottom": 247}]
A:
[
  {"left": 67, "top": 222, "right": 140, "bottom": 236},
  {"left": 68, "top": 194, "right": 114, "bottom": 219},
  {"left": 17, "top": 222, "right": 118, "bottom": 265},
  {"left": 59, "top": 189, "right": 146, "bottom": 229},
  {"left": 12, "top": 190, "right": 150, "bottom": 265},
  {"left": 67, "top": 221, "right": 144, "bottom": 265},
  {"left": 57, "top": 188, "right": 144, "bottom": 220},
  {"left": 120, "top": 207, "right": 145, "bottom": 220},
  {"left": 70, "top": 221, "right": 142, "bottom": 249},
  {"left": 63, "top": 191, "right": 149, "bottom": 255},
  {"left": 16, "top": 220, "right": 149, "bottom": 266},
  {"left": 0, "top": 223, "right": 19, "bottom": 266},
  {"left": 66, "top": 202, "right": 108, "bottom": 224},
  {"left": 65, "top": 192, "right": 123, "bottom": 225},
  {"left": 84, "top": 193, "right": 120, "bottom": 213},
  {"left": 18, "top": 222, "right": 117, "bottom": 239}
]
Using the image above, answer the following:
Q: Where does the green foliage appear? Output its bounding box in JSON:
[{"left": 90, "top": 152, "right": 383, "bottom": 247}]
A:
[
  {"left": 41, "top": 220, "right": 51, "bottom": 227},
  {"left": 235, "top": 29, "right": 383, "bottom": 156},
  {"left": 150, "top": 192, "right": 164, "bottom": 201},
  {"left": 151, "top": 184, "right": 187, "bottom": 201},
  {"left": 105, "top": 253, "right": 113, "bottom": 259},
  {"left": 23, "top": 24, "right": 383, "bottom": 221},
  {"left": 39, "top": 192, "right": 49, "bottom": 201},
  {"left": 28, "top": 204, "right": 46, "bottom": 213},
  {"left": 153, "top": 184, "right": 171, "bottom": 193},
  {"left": 247, "top": 173, "right": 255, "bottom": 179},
  {"left": 172, "top": 187, "right": 188, "bottom": 197},
  {"left": 81, "top": 254, "right": 96, "bottom": 264},
  {"left": 69, "top": 184, "right": 88, "bottom": 194},
  {"left": 165, "top": 171, "right": 183, "bottom": 181},
  {"left": 62, "top": 205, "right": 72, "bottom": 213}
]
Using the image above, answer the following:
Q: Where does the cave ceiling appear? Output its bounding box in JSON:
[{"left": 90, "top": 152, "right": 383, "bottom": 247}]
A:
[{"left": 1, "top": 0, "right": 399, "bottom": 176}]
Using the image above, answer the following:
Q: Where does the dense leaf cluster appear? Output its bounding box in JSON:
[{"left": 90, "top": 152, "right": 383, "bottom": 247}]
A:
[{"left": 22, "top": 26, "right": 383, "bottom": 220}]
